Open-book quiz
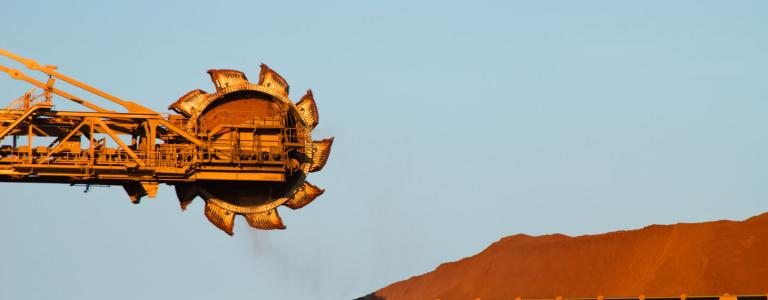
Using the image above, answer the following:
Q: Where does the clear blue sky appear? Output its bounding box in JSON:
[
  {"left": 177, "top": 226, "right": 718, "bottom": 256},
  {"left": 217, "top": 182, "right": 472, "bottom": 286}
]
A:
[{"left": 1, "top": 1, "right": 766, "bottom": 299}]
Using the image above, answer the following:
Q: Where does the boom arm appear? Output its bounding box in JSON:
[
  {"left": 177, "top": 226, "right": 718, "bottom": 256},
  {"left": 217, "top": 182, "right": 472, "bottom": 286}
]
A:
[
  {"left": 0, "top": 48, "right": 156, "bottom": 114},
  {"left": 0, "top": 49, "right": 202, "bottom": 145},
  {"left": 0, "top": 64, "right": 110, "bottom": 112}
]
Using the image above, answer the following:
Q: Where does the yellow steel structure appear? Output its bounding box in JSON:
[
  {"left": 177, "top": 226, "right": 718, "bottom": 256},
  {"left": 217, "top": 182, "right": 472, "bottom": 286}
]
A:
[{"left": 0, "top": 49, "right": 333, "bottom": 235}]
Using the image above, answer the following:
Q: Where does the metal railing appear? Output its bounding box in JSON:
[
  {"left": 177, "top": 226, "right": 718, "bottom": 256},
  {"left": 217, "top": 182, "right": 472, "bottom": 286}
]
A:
[{"left": 4, "top": 88, "right": 51, "bottom": 111}]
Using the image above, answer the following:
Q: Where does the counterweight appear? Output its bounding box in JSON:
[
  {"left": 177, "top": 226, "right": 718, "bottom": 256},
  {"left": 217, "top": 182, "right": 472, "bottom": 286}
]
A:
[{"left": 0, "top": 50, "right": 333, "bottom": 235}]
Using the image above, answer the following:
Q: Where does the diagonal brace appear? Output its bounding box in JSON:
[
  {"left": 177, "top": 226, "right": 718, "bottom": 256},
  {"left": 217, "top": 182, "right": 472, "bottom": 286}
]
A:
[
  {"left": 38, "top": 118, "right": 88, "bottom": 163},
  {"left": 94, "top": 118, "right": 145, "bottom": 167}
]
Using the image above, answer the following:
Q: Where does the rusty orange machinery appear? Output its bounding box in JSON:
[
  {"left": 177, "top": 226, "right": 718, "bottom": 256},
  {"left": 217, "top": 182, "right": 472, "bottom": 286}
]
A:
[{"left": 0, "top": 49, "right": 333, "bottom": 235}]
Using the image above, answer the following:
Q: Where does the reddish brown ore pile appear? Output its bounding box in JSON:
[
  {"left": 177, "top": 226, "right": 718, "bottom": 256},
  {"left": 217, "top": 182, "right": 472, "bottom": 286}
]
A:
[{"left": 360, "top": 213, "right": 768, "bottom": 300}]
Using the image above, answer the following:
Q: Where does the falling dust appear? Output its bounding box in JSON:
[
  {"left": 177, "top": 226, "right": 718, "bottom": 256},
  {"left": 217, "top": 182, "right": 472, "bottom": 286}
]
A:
[{"left": 245, "top": 222, "right": 341, "bottom": 299}]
